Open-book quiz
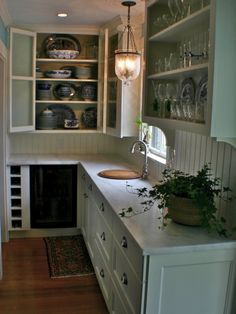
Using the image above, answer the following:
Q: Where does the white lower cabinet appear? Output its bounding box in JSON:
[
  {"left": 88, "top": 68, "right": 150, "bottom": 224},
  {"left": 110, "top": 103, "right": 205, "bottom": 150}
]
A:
[
  {"left": 93, "top": 238, "right": 111, "bottom": 309},
  {"left": 78, "top": 164, "right": 236, "bottom": 314},
  {"left": 112, "top": 240, "right": 142, "bottom": 314},
  {"left": 110, "top": 278, "right": 130, "bottom": 314}
]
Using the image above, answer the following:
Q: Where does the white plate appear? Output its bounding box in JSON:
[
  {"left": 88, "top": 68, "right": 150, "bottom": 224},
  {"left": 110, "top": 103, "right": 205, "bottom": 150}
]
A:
[
  {"left": 180, "top": 78, "right": 195, "bottom": 106},
  {"left": 195, "top": 76, "right": 208, "bottom": 107}
]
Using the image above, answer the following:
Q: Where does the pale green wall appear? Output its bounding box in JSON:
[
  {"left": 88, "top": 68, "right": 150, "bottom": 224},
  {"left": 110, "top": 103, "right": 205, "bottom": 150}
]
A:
[{"left": 0, "top": 16, "right": 7, "bottom": 47}]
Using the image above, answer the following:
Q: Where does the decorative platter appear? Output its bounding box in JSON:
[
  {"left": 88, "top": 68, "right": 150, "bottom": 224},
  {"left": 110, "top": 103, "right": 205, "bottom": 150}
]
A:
[
  {"left": 53, "top": 83, "right": 76, "bottom": 100},
  {"left": 180, "top": 78, "right": 195, "bottom": 106},
  {"left": 47, "top": 104, "right": 76, "bottom": 128},
  {"left": 42, "top": 34, "right": 81, "bottom": 57},
  {"left": 195, "top": 76, "right": 208, "bottom": 107}
]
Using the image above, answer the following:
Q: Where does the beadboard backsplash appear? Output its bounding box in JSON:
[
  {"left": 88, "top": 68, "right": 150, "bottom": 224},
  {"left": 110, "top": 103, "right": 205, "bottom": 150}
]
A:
[{"left": 7, "top": 133, "right": 119, "bottom": 156}]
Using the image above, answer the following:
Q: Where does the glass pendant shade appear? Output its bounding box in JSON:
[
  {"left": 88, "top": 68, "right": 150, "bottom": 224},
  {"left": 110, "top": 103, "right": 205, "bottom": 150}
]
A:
[
  {"left": 115, "top": 50, "right": 141, "bottom": 83},
  {"left": 115, "top": 1, "right": 141, "bottom": 84}
]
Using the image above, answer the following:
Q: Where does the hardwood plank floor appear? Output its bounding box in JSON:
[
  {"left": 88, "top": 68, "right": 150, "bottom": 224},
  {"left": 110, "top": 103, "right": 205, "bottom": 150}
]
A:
[{"left": 0, "top": 238, "right": 109, "bottom": 314}]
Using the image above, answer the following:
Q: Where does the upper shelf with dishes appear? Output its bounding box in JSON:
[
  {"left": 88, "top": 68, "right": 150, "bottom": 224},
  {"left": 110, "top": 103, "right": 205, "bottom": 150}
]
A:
[
  {"left": 143, "top": 0, "right": 211, "bottom": 133},
  {"left": 36, "top": 33, "right": 99, "bottom": 82},
  {"left": 35, "top": 33, "right": 100, "bottom": 131}
]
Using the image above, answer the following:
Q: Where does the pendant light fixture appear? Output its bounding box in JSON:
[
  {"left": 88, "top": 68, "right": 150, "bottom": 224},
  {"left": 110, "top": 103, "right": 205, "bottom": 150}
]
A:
[{"left": 115, "top": 1, "right": 141, "bottom": 85}]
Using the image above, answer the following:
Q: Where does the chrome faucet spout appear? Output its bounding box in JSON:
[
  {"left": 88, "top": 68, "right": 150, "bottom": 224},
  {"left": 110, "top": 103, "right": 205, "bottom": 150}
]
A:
[{"left": 130, "top": 140, "right": 148, "bottom": 179}]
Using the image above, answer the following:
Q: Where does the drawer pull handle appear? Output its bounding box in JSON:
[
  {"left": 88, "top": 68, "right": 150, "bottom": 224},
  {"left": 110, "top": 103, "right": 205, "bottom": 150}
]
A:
[
  {"left": 83, "top": 193, "right": 88, "bottom": 199},
  {"left": 100, "top": 269, "right": 105, "bottom": 278},
  {"left": 100, "top": 203, "right": 104, "bottom": 212},
  {"left": 88, "top": 184, "right": 92, "bottom": 191},
  {"left": 121, "top": 236, "right": 128, "bottom": 248},
  {"left": 121, "top": 273, "right": 128, "bottom": 286},
  {"left": 100, "top": 232, "right": 106, "bottom": 241}
]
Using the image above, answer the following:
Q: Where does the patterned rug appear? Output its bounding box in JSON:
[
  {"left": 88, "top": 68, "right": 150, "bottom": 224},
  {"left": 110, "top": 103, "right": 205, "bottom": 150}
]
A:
[{"left": 44, "top": 235, "right": 94, "bottom": 278}]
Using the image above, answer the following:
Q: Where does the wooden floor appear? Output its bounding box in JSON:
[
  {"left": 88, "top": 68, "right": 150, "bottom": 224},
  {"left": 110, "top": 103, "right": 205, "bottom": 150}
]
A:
[{"left": 0, "top": 238, "right": 109, "bottom": 314}]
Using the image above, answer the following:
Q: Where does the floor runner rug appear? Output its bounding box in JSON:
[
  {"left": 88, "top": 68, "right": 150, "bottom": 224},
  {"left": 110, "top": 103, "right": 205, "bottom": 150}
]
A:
[{"left": 44, "top": 235, "right": 94, "bottom": 278}]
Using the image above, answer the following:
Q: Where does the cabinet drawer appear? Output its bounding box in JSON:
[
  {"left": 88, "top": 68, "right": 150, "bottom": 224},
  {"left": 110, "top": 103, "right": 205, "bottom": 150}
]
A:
[
  {"left": 93, "top": 239, "right": 111, "bottom": 309},
  {"left": 113, "top": 215, "right": 143, "bottom": 279},
  {"left": 111, "top": 279, "right": 129, "bottom": 314},
  {"left": 112, "top": 241, "right": 142, "bottom": 314},
  {"left": 93, "top": 188, "right": 113, "bottom": 229},
  {"left": 95, "top": 210, "right": 113, "bottom": 268}
]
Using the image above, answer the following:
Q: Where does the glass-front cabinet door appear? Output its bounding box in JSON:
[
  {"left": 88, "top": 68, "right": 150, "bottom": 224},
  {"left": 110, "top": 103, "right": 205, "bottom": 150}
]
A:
[{"left": 10, "top": 28, "right": 36, "bottom": 132}]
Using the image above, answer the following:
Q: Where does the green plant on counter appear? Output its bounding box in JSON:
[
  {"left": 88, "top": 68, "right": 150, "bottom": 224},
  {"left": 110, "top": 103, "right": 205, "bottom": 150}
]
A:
[{"left": 119, "top": 164, "right": 235, "bottom": 237}]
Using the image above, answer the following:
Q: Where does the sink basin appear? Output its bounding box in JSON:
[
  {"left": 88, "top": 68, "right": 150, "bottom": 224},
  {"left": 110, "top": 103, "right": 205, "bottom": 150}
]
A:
[{"left": 97, "top": 169, "right": 141, "bottom": 180}]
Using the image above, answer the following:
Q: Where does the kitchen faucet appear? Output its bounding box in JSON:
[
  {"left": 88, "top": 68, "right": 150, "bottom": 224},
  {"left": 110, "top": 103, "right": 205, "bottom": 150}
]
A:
[{"left": 130, "top": 140, "right": 148, "bottom": 179}]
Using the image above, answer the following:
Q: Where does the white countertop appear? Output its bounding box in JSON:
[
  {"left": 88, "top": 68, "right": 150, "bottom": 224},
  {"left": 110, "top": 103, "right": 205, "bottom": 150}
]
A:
[{"left": 8, "top": 153, "right": 236, "bottom": 255}]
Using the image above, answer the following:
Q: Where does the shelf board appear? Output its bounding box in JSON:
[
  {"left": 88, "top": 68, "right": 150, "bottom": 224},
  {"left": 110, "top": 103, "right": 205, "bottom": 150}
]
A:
[
  {"left": 36, "top": 100, "right": 97, "bottom": 104},
  {"left": 33, "top": 129, "right": 102, "bottom": 134},
  {"left": 36, "top": 78, "right": 98, "bottom": 82},
  {"left": 36, "top": 58, "right": 98, "bottom": 63},
  {"left": 148, "top": 63, "right": 208, "bottom": 80},
  {"left": 143, "top": 115, "right": 208, "bottom": 135},
  {"left": 149, "top": 5, "right": 210, "bottom": 43}
]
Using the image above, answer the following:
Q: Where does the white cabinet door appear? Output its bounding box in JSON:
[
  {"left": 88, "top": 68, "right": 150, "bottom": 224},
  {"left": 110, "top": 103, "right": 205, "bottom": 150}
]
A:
[
  {"left": 9, "top": 28, "right": 36, "bottom": 132},
  {"left": 210, "top": 0, "right": 236, "bottom": 146},
  {"left": 145, "top": 249, "right": 236, "bottom": 314}
]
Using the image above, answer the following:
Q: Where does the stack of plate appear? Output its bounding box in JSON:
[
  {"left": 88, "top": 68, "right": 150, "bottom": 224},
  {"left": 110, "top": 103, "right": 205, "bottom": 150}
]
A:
[
  {"left": 75, "top": 65, "right": 92, "bottom": 79},
  {"left": 37, "top": 83, "right": 52, "bottom": 100}
]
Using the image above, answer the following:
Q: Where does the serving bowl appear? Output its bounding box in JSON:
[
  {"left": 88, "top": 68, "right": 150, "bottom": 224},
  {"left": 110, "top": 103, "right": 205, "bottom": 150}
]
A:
[
  {"left": 45, "top": 70, "right": 72, "bottom": 78},
  {"left": 47, "top": 49, "right": 79, "bottom": 59}
]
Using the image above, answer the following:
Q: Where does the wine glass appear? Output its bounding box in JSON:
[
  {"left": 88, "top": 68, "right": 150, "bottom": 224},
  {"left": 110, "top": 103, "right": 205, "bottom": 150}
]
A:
[
  {"left": 158, "top": 83, "right": 166, "bottom": 118},
  {"left": 168, "top": 0, "right": 178, "bottom": 24}
]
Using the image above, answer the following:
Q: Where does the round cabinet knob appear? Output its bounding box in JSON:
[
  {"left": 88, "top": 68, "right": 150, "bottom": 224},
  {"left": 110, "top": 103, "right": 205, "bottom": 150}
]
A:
[
  {"left": 121, "top": 273, "right": 128, "bottom": 286},
  {"left": 100, "top": 232, "right": 106, "bottom": 241},
  {"left": 100, "top": 269, "right": 105, "bottom": 278},
  {"left": 83, "top": 193, "right": 88, "bottom": 199},
  {"left": 121, "top": 236, "right": 128, "bottom": 248}
]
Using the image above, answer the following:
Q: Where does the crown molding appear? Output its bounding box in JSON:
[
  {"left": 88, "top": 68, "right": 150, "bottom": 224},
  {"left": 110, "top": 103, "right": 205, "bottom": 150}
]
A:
[
  {"left": 0, "top": 0, "right": 12, "bottom": 26},
  {"left": 17, "top": 24, "right": 100, "bottom": 34}
]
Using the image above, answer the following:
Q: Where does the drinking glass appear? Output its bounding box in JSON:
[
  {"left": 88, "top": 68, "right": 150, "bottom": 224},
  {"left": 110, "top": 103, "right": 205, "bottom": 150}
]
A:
[
  {"left": 168, "top": 0, "right": 179, "bottom": 24},
  {"left": 152, "top": 81, "right": 161, "bottom": 117},
  {"left": 155, "top": 57, "right": 164, "bottom": 73},
  {"left": 169, "top": 52, "right": 178, "bottom": 70},
  {"left": 158, "top": 83, "right": 166, "bottom": 118}
]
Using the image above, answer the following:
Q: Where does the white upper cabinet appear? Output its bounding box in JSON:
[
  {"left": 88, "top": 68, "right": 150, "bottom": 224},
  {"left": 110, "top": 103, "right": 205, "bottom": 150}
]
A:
[
  {"left": 104, "top": 17, "right": 143, "bottom": 138},
  {"left": 9, "top": 27, "right": 106, "bottom": 134},
  {"left": 9, "top": 28, "right": 36, "bottom": 132},
  {"left": 143, "top": 0, "right": 236, "bottom": 148}
]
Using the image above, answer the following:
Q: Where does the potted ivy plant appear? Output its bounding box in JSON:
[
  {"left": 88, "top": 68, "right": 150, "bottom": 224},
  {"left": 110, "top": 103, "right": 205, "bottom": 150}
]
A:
[{"left": 120, "top": 164, "right": 234, "bottom": 237}]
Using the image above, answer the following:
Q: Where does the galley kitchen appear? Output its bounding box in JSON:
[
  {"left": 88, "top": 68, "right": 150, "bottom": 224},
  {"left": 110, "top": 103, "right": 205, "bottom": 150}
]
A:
[{"left": 0, "top": 0, "right": 235, "bottom": 313}]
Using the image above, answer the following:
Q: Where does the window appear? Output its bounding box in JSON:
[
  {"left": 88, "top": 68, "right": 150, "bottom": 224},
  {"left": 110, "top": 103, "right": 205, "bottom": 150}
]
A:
[
  {"left": 149, "top": 126, "right": 167, "bottom": 158},
  {"left": 140, "top": 123, "right": 167, "bottom": 159}
]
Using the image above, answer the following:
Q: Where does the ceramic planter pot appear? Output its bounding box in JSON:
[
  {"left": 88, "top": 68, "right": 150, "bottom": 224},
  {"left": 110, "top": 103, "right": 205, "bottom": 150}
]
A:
[{"left": 168, "top": 195, "right": 201, "bottom": 226}]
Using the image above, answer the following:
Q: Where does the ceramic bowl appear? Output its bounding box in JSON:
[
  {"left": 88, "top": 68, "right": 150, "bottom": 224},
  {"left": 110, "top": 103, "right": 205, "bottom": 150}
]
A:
[
  {"left": 81, "top": 84, "right": 96, "bottom": 101},
  {"left": 53, "top": 83, "right": 76, "bottom": 100},
  {"left": 47, "top": 49, "right": 79, "bottom": 59},
  {"left": 82, "top": 107, "right": 97, "bottom": 128},
  {"left": 45, "top": 70, "right": 72, "bottom": 79}
]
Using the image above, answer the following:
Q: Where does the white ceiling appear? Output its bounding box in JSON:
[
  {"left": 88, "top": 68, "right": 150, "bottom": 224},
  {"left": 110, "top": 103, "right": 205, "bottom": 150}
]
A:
[{"left": 5, "top": 0, "right": 145, "bottom": 27}]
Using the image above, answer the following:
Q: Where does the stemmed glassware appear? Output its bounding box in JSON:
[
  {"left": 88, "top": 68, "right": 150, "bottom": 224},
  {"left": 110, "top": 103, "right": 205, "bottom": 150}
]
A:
[{"left": 168, "top": 0, "right": 179, "bottom": 24}]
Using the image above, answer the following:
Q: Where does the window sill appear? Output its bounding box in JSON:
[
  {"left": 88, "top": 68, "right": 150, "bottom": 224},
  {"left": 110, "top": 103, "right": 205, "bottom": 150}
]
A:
[{"left": 147, "top": 151, "right": 166, "bottom": 165}]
